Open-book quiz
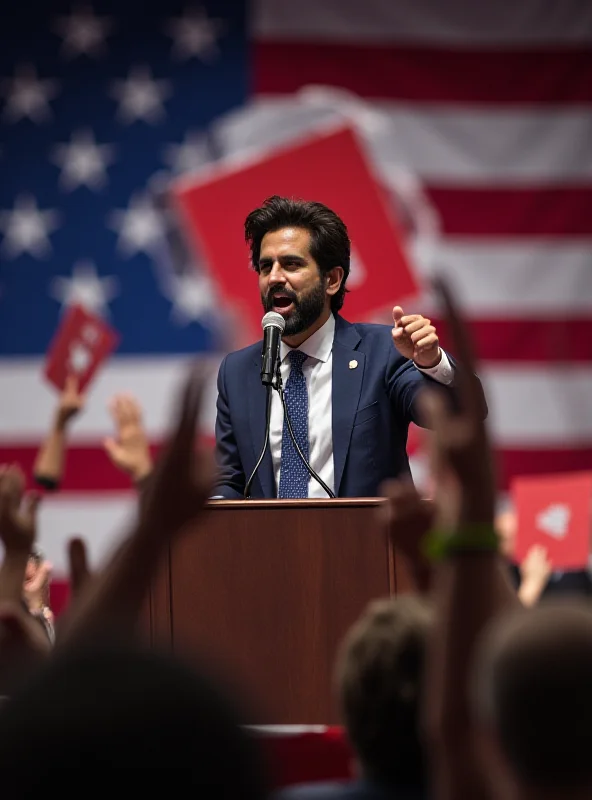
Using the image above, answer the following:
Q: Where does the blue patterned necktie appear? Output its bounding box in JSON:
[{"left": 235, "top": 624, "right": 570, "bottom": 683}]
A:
[{"left": 278, "top": 349, "right": 309, "bottom": 498}]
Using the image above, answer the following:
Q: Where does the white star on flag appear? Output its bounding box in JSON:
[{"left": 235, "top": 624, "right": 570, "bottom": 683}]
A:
[
  {"left": 110, "top": 65, "right": 172, "bottom": 125},
  {"left": 162, "top": 131, "right": 210, "bottom": 175},
  {"left": 0, "top": 194, "right": 60, "bottom": 258},
  {"left": 50, "top": 260, "right": 119, "bottom": 317},
  {"left": 53, "top": 3, "right": 114, "bottom": 59},
  {"left": 165, "top": 6, "right": 226, "bottom": 62},
  {"left": 52, "top": 129, "right": 116, "bottom": 191},
  {"left": 108, "top": 192, "right": 167, "bottom": 257},
  {"left": 169, "top": 272, "right": 217, "bottom": 325},
  {"left": 1, "top": 63, "right": 60, "bottom": 124}
]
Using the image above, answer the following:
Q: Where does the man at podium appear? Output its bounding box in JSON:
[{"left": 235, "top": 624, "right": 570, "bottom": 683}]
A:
[{"left": 214, "top": 195, "right": 470, "bottom": 500}]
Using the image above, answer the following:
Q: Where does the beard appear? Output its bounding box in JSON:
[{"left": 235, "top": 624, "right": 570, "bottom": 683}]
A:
[{"left": 261, "top": 280, "right": 327, "bottom": 337}]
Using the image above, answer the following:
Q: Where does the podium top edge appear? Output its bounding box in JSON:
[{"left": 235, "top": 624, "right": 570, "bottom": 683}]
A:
[{"left": 206, "top": 498, "right": 387, "bottom": 509}]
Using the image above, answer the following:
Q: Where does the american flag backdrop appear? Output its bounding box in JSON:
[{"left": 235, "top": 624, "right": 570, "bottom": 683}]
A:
[{"left": 1, "top": 0, "right": 592, "bottom": 582}]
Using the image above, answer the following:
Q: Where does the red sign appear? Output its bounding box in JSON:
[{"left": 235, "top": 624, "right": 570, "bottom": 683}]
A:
[
  {"left": 511, "top": 471, "right": 592, "bottom": 570},
  {"left": 172, "top": 124, "right": 418, "bottom": 344},
  {"left": 45, "top": 304, "right": 120, "bottom": 393}
]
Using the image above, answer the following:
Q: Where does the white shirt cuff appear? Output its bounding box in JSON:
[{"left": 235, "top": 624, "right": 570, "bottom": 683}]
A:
[{"left": 414, "top": 349, "right": 454, "bottom": 385}]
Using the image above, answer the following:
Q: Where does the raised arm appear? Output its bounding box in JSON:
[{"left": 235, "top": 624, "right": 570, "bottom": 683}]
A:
[
  {"left": 33, "top": 375, "right": 85, "bottom": 490},
  {"left": 57, "top": 366, "right": 215, "bottom": 647},
  {"left": 420, "top": 280, "right": 517, "bottom": 800}
]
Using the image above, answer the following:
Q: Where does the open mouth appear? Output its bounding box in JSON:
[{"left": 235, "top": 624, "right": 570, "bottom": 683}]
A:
[{"left": 271, "top": 294, "right": 295, "bottom": 314}]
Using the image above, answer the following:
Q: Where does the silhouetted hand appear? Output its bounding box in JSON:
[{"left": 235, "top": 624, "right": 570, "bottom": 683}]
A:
[
  {"left": 138, "top": 367, "right": 215, "bottom": 538},
  {"left": 0, "top": 465, "right": 41, "bottom": 554},
  {"left": 103, "top": 393, "right": 153, "bottom": 482}
]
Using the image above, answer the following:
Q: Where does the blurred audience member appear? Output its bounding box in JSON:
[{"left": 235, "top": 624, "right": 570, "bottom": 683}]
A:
[
  {"left": 0, "top": 465, "right": 51, "bottom": 696},
  {"left": 473, "top": 602, "right": 592, "bottom": 799},
  {"left": 0, "top": 637, "right": 267, "bottom": 794},
  {"left": 23, "top": 545, "right": 55, "bottom": 642},
  {"left": 496, "top": 509, "right": 591, "bottom": 602},
  {"left": 276, "top": 596, "right": 432, "bottom": 800}
]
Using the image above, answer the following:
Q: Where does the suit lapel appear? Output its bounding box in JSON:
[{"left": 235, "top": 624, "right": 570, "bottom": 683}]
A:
[
  {"left": 331, "top": 317, "right": 364, "bottom": 496},
  {"left": 248, "top": 351, "right": 275, "bottom": 497}
]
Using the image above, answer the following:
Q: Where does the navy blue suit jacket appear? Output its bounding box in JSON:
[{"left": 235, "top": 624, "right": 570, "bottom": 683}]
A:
[{"left": 214, "top": 314, "right": 460, "bottom": 499}]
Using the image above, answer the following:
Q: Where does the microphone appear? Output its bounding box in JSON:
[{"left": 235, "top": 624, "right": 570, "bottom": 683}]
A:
[{"left": 260, "top": 311, "right": 286, "bottom": 386}]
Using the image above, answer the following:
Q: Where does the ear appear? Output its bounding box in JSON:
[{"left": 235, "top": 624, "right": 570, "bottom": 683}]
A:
[{"left": 325, "top": 266, "right": 344, "bottom": 297}]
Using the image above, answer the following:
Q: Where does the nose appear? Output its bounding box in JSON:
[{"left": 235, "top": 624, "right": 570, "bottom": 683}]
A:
[{"left": 267, "top": 262, "right": 286, "bottom": 286}]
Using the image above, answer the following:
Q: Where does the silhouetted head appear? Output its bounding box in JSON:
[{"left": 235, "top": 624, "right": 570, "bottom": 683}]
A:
[{"left": 0, "top": 638, "right": 267, "bottom": 796}]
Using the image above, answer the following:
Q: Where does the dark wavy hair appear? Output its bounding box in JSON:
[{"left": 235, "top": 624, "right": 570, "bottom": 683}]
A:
[{"left": 244, "top": 195, "right": 351, "bottom": 312}]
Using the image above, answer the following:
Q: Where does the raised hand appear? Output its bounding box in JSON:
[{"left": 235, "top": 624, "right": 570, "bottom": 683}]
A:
[
  {"left": 55, "top": 365, "right": 216, "bottom": 647},
  {"left": 392, "top": 305, "right": 441, "bottom": 368},
  {"left": 139, "top": 367, "right": 215, "bottom": 538},
  {"left": 23, "top": 559, "right": 52, "bottom": 611},
  {"left": 378, "top": 478, "right": 435, "bottom": 593},
  {"left": 0, "top": 465, "right": 41, "bottom": 554},
  {"left": 68, "top": 537, "right": 91, "bottom": 599},
  {"left": 518, "top": 544, "right": 552, "bottom": 607},
  {"left": 33, "top": 375, "right": 86, "bottom": 490},
  {"left": 378, "top": 478, "right": 434, "bottom": 562},
  {"left": 419, "top": 280, "right": 495, "bottom": 529},
  {"left": 0, "top": 600, "right": 52, "bottom": 695},
  {"left": 103, "top": 393, "right": 153, "bottom": 482},
  {"left": 55, "top": 374, "right": 86, "bottom": 430}
]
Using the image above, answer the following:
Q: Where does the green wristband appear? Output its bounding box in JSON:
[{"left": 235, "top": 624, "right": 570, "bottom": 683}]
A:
[{"left": 422, "top": 525, "right": 499, "bottom": 562}]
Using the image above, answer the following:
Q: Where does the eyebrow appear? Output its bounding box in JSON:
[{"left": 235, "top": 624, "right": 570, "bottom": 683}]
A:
[{"left": 258, "top": 254, "right": 307, "bottom": 266}]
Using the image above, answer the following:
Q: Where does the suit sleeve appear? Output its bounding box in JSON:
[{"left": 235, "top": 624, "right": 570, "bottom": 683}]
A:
[
  {"left": 385, "top": 345, "right": 487, "bottom": 428},
  {"left": 213, "top": 355, "right": 246, "bottom": 499}
]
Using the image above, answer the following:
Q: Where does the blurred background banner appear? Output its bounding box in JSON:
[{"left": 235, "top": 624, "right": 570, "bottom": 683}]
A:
[{"left": 0, "top": 0, "right": 591, "bottom": 575}]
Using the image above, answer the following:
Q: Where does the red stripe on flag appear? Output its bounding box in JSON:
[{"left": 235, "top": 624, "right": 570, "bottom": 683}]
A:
[
  {"left": 0, "top": 445, "right": 139, "bottom": 491},
  {"left": 432, "top": 318, "right": 592, "bottom": 363},
  {"left": 0, "top": 436, "right": 217, "bottom": 493},
  {"left": 425, "top": 185, "right": 592, "bottom": 237},
  {"left": 49, "top": 579, "right": 71, "bottom": 617},
  {"left": 2, "top": 443, "right": 591, "bottom": 495},
  {"left": 498, "top": 447, "right": 592, "bottom": 490},
  {"left": 254, "top": 42, "right": 592, "bottom": 105}
]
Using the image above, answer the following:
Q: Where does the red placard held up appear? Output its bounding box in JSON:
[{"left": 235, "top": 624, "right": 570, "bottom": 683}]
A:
[
  {"left": 172, "top": 124, "right": 418, "bottom": 345},
  {"left": 511, "top": 471, "right": 592, "bottom": 570},
  {"left": 44, "top": 304, "right": 120, "bottom": 393}
]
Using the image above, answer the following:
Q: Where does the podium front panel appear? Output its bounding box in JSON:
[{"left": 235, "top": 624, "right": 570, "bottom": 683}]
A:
[{"left": 148, "top": 499, "right": 405, "bottom": 724}]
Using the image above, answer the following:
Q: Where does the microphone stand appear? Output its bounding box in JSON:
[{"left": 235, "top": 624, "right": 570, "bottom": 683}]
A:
[{"left": 244, "top": 382, "right": 273, "bottom": 500}]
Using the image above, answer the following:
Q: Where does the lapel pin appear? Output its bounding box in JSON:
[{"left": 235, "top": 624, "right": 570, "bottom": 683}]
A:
[{"left": 349, "top": 360, "right": 358, "bottom": 370}]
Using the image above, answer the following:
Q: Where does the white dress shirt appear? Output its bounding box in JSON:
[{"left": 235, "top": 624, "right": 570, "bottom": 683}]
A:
[{"left": 270, "top": 315, "right": 454, "bottom": 498}]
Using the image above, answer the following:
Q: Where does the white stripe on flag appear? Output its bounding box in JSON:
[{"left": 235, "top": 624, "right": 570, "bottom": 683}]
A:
[
  {"left": 35, "top": 493, "right": 135, "bottom": 576},
  {"left": 482, "top": 366, "right": 592, "bottom": 446},
  {"left": 0, "top": 356, "right": 222, "bottom": 442},
  {"left": 2, "top": 360, "right": 592, "bottom": 447},
  {"left": 215, "top": 98, "right": 592, "bottom": 184},
  {"left": 253, "top": 0, "right": 592, "bottom": 44},
  {"left": 430, "top": 240, "right": 592, "bottom": 315}
]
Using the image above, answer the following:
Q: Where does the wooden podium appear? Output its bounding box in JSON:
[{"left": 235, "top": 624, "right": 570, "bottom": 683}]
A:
[{"left": 145, "top": 498, "right": 413, "bottom": 724}]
